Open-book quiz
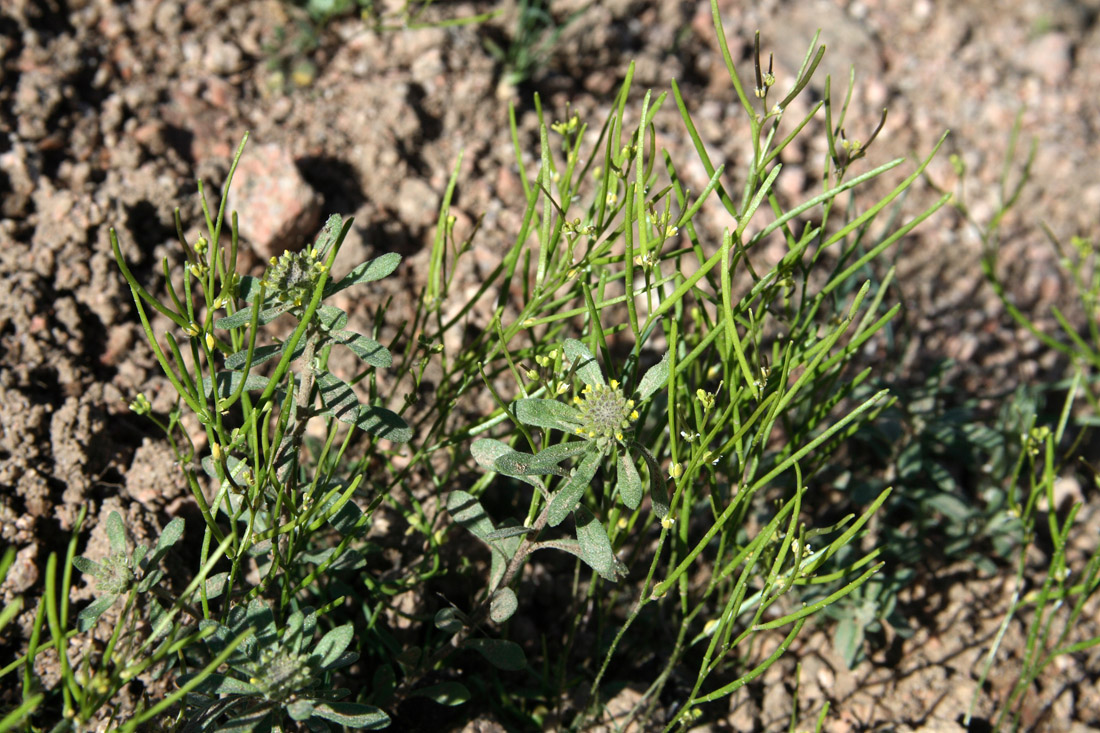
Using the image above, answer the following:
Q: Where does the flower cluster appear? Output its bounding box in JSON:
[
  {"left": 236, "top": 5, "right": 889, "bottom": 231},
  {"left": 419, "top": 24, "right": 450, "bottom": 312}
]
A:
[
  {"left": 262, "top": 246, "right": 329, "bottom": 308},
  {"left": 249, "top": 645, "right": 313, "bottom": 702},
  {"left": 572, "top": 379, "right": 639, "bottom": 450}
]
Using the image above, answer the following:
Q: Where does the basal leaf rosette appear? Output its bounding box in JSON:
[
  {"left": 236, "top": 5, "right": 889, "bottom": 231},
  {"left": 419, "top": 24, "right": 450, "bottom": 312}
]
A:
[
  {"left": 460, "top": 339, "right": 670, "bottom": 582},
  {"left": 509, "top": 339, "right": 670, "bottom": 520}
]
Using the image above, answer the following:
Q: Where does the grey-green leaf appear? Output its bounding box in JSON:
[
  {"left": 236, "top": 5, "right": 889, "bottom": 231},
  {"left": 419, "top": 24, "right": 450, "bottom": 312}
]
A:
[
  {"left": 286, "top": 698, "right": 314, "bottom": 722},
  {"left": 313, "top": 375, "right": 412, "bottom": 442},
  {"left": 313, "top": 213, "right": 344, "bottom": 254},
  {"left": 332, "top": 331, "right": 392, "bottom": 368},
  {"left": 106, "top": 511, "right": 127, "bottom": 555},
  {"left": 514, "top": 398, "right": 581, "bottom": 432},
  {"left": 191, "top": 572, "right": 229, "bottom": 602},
  {"left": 447, "top": 490, "right": 496, "bottom": 543},
  {"left": 434, "top": 607, "right": 464, "bottom": 635},
  {"left": 327, "top": 252, "right": 402, "bottom": 295},
  {"left": 131, "top": 544, "right": 148, "bottom": 571},
  {"left": 215, "top": 303, "right": 291, "bottom": 330},
  {"left": 72, "top": 556, "right": 101, "bottom": 577},
  {"left": 202, "top": 371, "right": 271, "bottom": 400},
  {"left": 447, "top": 490, "right": 522, "bottom": 589},
  {"left": 320, "top": 490, "right": 365, "bottom": 535},
  {"left": 637, "top": 351, "right": 670, "bottom": 401},
  {"left": 490, "top": 588, "right": 518, "bottom": 623},
  {"left": 136, "top": 568, "right": 162, "bottom": 595},
  {"left": 299, "top": 547, "right": 365, "bottom": 572},
  {"left": 315, "top": 371, "right": 360, "bottom": 422},
  {"left": 409, "top": 681, "right": 471, "bottom": 706},
  {"left": 309, "top": 701, "right": 390, "bottom": 728},
  {"left": 224, "top": 342, "right": 305, "bottom": 371},
  {"left": 471, "top": 438, "right": 515, "bottom": 470},
  {"left": 484, "top": 525, "right": 532, "bottom": 541},
  {"left": 495, "top": 435, "right": 589, "bottom": 477},
  {"left": 617, "top": 451, "right": 642, "bottom": 510},
  {"left": 834, "top": 615, "right": 865, "bottom": 669},
  {"left": 237, "top": 275, "right": 263, "bottom": 304},
  {"left": 177, "top": 673, "right": 260, "bottom": 696},
  {"left": 214, "top": 306, "right": 257, "bottom": 331},
  {"left": 489, "top": 519, "right": 523, "bottom": 591},
  {"left": 538, "top": 440, "right": 593, "bottom": 461},
  {"left": 547, "top": 448, "right": 601, "bottom": 527},
  {"left": 563, "top": 338, "right": 605, "bottom": 387},
  {"left": 493, "top": 448, "right": 575, "bottom": 478},
  {"left": 151, "top": 517, "right": 184, "bottom": 560},
  {"left": 575, "top": 507, "right": 626, "bottom": 582},
  {"left": 221, "top": 709, "right": 277, "bottom": 733},
  {"left": 314, "top": 623, "right": 354, "bottom": 670},
  {"left": 464, "top": 638, "right": 526, "bottom": 671},
  {"left": 471, "top": 439, "right": 539, "bottom": 487},
  {"left": 77, "top": 594, "right": 117, "bottom": 631},
  {"left": 316, "top": 305, "right": 348, "bottom": 332},
  {"left": 352, "top": 405, "right": 412, "bottom": 443}
]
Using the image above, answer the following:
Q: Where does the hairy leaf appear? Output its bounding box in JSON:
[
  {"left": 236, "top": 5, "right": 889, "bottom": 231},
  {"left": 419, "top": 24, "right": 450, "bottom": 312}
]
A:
[
  {"left": 575, "top": 506, "right": 626, "bottom": 581},
  {"left": 514, "top": 398, "right": 581, "bottom": 432},
  {"left": 76, "top": 595, "right": 117, "bottom": 631},
  {"left": 315, "top": 623, "right": 355, "bottom": 670},
  {"left": 180, "top": 572, "right": 229, "bottom": 604},
  {"left": 176, "top": 672, "right": 260, "bottom": 696},
  {"left": 315, "top": 371, "right": 360, "bottom": 422},
  {"left": 150, "top": 517, "right": 184, "bottom": 561},
  {"left": 313, "top": 213, "right": 344, "bottom": 253},
  {"left": 237, "top": 275, "right": 263, "bottom": 304},
  {"left": 286, "top": 699, "right": 314, "bottom": 722},
  {"left": 202, "top": 371, "right": 271, "bottom": 400},
  {"left": 215, "top": 302, "right": 292, "bottom": 330},
  {"left": 316, "top": 305, "right": 348, "bottom": 332},
  {"left": 435, "top": 607, "right": 465, "bottom": 635},
  {"left": 309, "top": 701, "right": 390, "bottom": 728},
  {"left": 446, "top": 490, "right": 496, "bottom": 543},
  {"left": 71, "top": 556, "right": 101, "bottom": 577},
  {"left": 224, "top": 342, "right": 301, "bottom": 371},
  {"left": 617, "top": 451, "right": 643, "bottom": 510},
  {"left": 327, "top": 252, "right": 402, "bottom": 295},
  {"left": 106, "top": 511, "right": 127, "bottom": 555},
  {"left": 490, "top": 588, "right": 518, "bottom": 623},
  {"left": 493, "top": 442, "right": 584, "bottom": 477},
  {"left": 547, "top": 448, "right": 601, "bottom": 527},
  {"left": 445, "top": 492, "right": 522, "bottom": 590},
  {"left": 352, "top": 405, "right": 412, "bottom": 443},
  {"left": 563, "top": 338, "right": 605, "bottom": 387},
  {"left": 332, "top": 330, "right": 392, "bottom": 368},
  {"left": 471, "top": 438, "right": 540, "bottom": 487},
  {"left": 484, "top": 525, "right": 533, "bottom": 541},
  {"left": 319, "top": 488, "right": 366, "bottom": 535},
  {"left": 637, "top": 351, "right": 670, "bottom": 400},
  {"left": 489, "top": 519, "right": 523, "bottom": 591}
]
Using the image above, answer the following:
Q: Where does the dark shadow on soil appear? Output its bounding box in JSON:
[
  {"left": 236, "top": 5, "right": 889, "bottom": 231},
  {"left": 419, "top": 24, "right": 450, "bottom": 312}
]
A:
[
  {"left": 296, "top": 155, "right": 366, "bottom": 215},
  {"left": 124, "top": 200, "right": 178, "bottom": 261},
  {"left": 162, "top": 124, "right": 197, "bottom": 169},
  {"left": 361, "top": 218, "right": 423, "bottom": 258}
]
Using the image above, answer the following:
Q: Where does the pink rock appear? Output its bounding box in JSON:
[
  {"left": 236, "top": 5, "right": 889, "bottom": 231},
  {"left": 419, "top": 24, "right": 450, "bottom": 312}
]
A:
[
  {"left": 227, "top": 143, "right": 323, "bottom": 260},
  {"left": 1019, "top": 32, "right": 1072, "bottom": 87}
]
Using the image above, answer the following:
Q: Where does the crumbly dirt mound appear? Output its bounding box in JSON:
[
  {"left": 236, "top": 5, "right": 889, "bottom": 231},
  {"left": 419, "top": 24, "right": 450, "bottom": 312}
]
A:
[{"left": 1, "top": 0, "right": 1098, "bottom": 730}]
